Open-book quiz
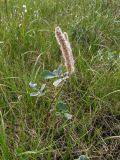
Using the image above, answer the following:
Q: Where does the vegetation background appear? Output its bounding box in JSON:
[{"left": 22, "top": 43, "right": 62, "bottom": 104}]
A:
[{"left": 0, "top": 0, "right": 120, "bottom": 159}]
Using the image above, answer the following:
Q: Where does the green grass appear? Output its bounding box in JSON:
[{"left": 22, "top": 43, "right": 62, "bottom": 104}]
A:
[{"left": 0, "top": 0, "right": 120, "bottom": 159}]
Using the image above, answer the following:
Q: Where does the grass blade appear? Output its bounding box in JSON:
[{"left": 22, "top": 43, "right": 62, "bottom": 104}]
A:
[{"left": 0, "top": 111, "right": 10, "bottom": 160}]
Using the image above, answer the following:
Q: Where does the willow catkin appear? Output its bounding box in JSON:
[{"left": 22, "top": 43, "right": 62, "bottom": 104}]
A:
[{"left": 55, "top": 26, "right": 74, "bottom": 74}]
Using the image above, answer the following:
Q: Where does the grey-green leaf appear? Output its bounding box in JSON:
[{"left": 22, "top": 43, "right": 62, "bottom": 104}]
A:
[
  {"left": 53, "top": 78, "right": 63, "bottom": 87},
  {"left": 42, "top": 70, "right": 57, "bottom": 79},
  {"left": 53, "top": 75, "right": 69, "bottom": 87},
  {"left": 64, "top": 113, "right": 72, "bottom": 120},
  {"left": 29, "top": 82, "right": 37, "bottom": 89},
  {"left": 79, "top": 155, "right": 89, "bottom": 160},
  {"left": 30, "top": 92, "right": 40, "bottom": 97},
  {"left": 40, "top": 84, "right": 46, "bottom": 92},
  {"left": 53, "top": 65, "right": 63, "bottom": 76},
  {"left": 56, "top": 101, "right": 67, "bottom": 112},
  {"left": 30, "top": 91, "right": 45, "bottom": 97}
]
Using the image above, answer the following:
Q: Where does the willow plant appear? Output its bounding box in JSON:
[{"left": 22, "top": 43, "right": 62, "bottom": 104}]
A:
[{"left": 29, "top": 26, "right": 75, "bottom": 120}]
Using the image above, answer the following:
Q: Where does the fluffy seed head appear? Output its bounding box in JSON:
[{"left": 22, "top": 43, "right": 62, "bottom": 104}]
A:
[{"left": 55, "top": 26, "right": 74, "bottom": 74}]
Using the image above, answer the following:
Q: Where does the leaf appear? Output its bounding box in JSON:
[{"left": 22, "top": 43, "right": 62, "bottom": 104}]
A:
[
  {"left": 42, "top": 70, "right": 57, "bottom": 79},
  {"left": 53, "top": 78, "right": 63, "bottom": 87},
  {"left": 64, "top": 113, "right": 72, "bottom": 120},
  {"left": 79, "top": 155, "right": 89, "bottom": 160},
  {"left": 63, "top": 75, "right": 69, "bottom": 80},
  {"left": 53, "top": 75, "right": 69, "bottom": 87},
  {"left": 40, "top": 84, "right": 46, "bottom": 92},
  {"left": 57, "top": 65, "right": 63, "bottom": 75},
  {"left": 30, "top": 92, "right": 40, "bottom": 97},
  {"left": 29, "top": 82, "right": 37, "bottom": 89},
  {"left": 30, "top": 91, "right": 45, "bottom": 97},
  {"left": 56, "top": 102, "right": 73, "bottom": 120},
  {"left": 30, "top": 83, "right": 46, "bottom": 97},
  {"left": 53, "top": 65, "right": 63, "bottom": 76},
  {"left": 16, "top": 148, "right": 23, "bottom": 155},
  {"left": 42, "top": 65, "right": 63, "bottom": 80},
  {"left": 56, "top": 101, "right": 67, "bottom": 112}
]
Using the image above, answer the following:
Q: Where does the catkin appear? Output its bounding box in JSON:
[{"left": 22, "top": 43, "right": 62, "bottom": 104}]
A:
[{"left": 55, "top": 26, "right": 74, "bottom": 74}]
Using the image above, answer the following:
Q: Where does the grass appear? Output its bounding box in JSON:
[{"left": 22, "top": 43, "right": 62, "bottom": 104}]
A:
[{"left": 0, "top": 0, "right": 120, "bottom": 159}]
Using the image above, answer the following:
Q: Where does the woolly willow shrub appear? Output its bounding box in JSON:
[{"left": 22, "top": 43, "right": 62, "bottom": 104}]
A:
[{"left": 29, "top": 26, "right": 75, "bottom": 120}]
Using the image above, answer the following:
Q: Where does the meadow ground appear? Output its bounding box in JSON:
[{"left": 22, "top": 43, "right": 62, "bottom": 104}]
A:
[{"left": 0, "top": 0, "right": 120, "bottom": 159}]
